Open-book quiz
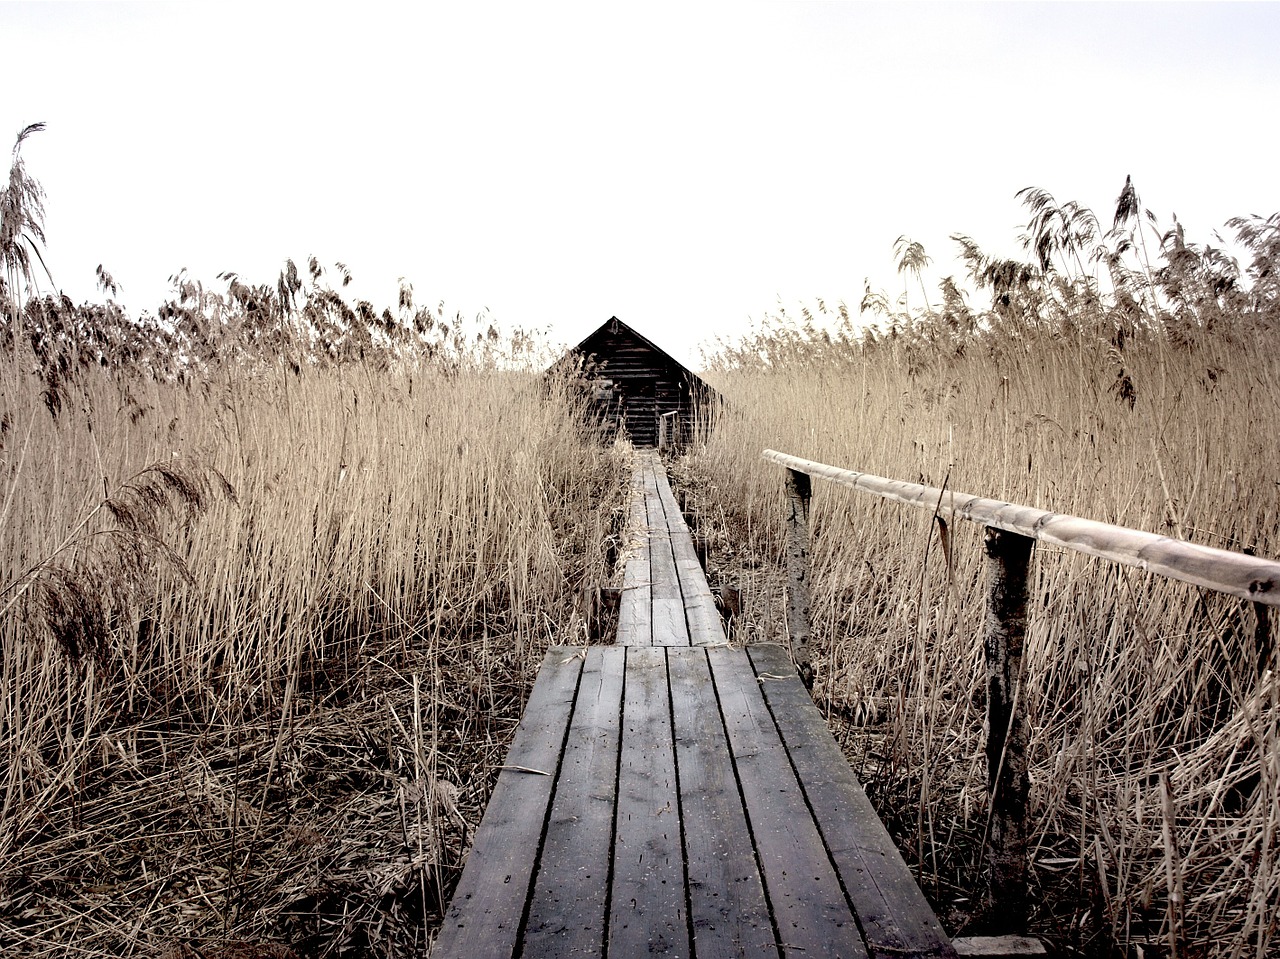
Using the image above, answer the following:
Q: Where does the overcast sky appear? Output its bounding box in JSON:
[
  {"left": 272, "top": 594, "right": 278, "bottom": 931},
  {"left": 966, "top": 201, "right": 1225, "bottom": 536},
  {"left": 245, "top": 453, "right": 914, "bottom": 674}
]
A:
[{"left": 4, "top": 2, "right": 1278, "bottom": 366}]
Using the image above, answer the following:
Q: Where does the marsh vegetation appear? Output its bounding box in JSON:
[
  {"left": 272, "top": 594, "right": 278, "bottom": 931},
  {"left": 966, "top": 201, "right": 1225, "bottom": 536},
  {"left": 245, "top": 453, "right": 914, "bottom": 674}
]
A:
[
  {"left": 3, "top": 120, "right": 1278, "bottom": 956},
  {"left": 687, "top": 183, "right": 1280, "bottom": 956}
]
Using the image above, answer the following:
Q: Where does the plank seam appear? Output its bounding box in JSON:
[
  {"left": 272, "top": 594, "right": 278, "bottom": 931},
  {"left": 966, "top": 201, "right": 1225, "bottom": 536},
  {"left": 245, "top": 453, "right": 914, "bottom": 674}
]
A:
[
  {"left": 511, "top": 651, "right": 589, "bottom": 959},
  {"left": 663, "top": 646, "right": 698, "bottom": 958},
  {"left": 651, "top": 456, "right": 700, "bottom": 647},
  {"left": 656, "top": 464, "right": 700, "bottom": 648},
  {"left": 705, "top": 647, "right": 785, "bottom": 959},
  {"left": 644, "top": 456, "right": 689, "bottom": 646},
  {"left": 600, "top": 644, "right": 628, "bottom": 958},
  {"left": 747, "top": 645, "right": 877, "bottom": 956}
]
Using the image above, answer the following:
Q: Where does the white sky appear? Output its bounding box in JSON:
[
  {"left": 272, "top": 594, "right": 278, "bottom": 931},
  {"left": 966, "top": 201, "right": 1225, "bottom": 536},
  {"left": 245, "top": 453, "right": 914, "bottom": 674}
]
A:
[{"left": 4, "top": 2, "right": 1279, "bottom": 366}]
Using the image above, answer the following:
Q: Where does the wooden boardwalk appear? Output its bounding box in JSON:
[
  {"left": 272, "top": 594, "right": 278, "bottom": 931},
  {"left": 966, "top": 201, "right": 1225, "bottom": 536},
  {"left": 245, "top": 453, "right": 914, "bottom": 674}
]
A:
[
  {"left": 434, "top": 453, "right": 955, "bottom": 959},
  {"left": 619, "top": 452, "right": 724, "bottom": 647}
]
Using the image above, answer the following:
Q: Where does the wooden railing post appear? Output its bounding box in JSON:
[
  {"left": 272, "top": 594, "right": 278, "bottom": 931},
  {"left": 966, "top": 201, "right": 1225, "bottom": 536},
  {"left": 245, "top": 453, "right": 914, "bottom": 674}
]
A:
[
  {"left": 982, "top": 526, "right": 1033, "bottom": 930},
  {"left": 784, "top": 468, "right": 814, "bottom": 689},
  {"left": 1245, "top": 548, "right": 1275, "bottom": 676},
  {"left": 1256, "top": 601, "right": 1274, "bottom": 677}
]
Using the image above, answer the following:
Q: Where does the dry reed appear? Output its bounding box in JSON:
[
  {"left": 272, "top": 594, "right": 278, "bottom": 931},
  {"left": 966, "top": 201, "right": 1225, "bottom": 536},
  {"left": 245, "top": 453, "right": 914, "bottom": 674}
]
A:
[
  {"left": 682, "top": 314, "right": 1280, "bottom": 955},
  {"left": 0, "top": 351, "right": 629, "bottom": 957}
]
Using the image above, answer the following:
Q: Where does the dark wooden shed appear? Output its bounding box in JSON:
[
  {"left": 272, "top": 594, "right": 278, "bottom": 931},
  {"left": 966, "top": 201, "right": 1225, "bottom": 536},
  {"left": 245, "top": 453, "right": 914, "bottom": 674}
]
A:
[{"left": 550, "top": 317, "right": 720, "bottom": 448}]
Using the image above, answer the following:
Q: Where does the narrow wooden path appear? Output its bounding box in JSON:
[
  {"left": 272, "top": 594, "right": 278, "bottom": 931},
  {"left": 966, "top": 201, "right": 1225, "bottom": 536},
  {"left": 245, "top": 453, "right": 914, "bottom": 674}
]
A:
[
  {"left": 619, "top": 451, "right": 724, "bottom": 647},
  {"left": 434, "top": 453, "right": 954, "bottom": 959}
]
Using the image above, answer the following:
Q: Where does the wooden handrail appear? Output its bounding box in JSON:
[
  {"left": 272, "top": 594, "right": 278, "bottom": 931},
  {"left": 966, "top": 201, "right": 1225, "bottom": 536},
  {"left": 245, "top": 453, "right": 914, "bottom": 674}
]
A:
[
  {"left": 764, "top": 447, "right": 1279, "bottom": 931},
  {"left": 763, "top": 449, "right": 1280, "bottom": 606}
]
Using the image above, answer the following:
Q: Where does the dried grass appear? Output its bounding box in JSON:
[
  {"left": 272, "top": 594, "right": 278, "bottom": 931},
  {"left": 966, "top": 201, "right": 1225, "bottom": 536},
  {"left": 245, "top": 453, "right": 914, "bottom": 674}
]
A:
[
  {"left": 0, "top": 356, "right": 629, "bottom": 957},
  {"left": 682, "top": 317, "right": 1280, "bottom": 956}
]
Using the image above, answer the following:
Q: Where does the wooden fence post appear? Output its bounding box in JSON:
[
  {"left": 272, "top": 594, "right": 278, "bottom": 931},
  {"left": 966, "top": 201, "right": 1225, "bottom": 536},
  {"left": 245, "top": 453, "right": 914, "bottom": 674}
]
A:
[
  {"left": 784, "top": 468, "right": 814, "bottom": 689},
  {"left": 1256, "top": 601, "right": 1274, "bottom": 677},
  {"left": 1246, "top": 548, "right": 1275, "bottom": 676},
  {"left": 982, "top": 526, "right": 1033, "bottom": 930}
]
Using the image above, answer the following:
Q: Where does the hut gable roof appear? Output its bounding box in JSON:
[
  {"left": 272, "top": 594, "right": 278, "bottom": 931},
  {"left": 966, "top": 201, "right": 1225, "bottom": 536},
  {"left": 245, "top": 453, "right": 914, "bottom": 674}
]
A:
[{"left": 551, "top": 316, "right": 717, "bottom": 399}]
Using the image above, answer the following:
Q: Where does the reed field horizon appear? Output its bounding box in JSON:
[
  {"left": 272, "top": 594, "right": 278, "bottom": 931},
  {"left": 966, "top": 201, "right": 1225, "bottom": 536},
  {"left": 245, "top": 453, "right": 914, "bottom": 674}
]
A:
[{"left": 4, "top": 119, "right": 1280, "bottom": 957}]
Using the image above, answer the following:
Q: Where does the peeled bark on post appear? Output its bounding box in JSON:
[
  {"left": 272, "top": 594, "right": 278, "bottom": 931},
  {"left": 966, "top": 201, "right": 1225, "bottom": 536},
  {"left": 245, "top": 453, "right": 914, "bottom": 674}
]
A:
[
  {"left": 983, "top": 526, "right": 1033, "bottom": 930},
  {"left": 784, "top": 468, "right": 814, "bottom": 689},
  {"left": 1256, "top": 602, "right": 1274, "bottom": 677},
  {"left": 1244, "top": 548, "right": 1273, "bottom": 676}
]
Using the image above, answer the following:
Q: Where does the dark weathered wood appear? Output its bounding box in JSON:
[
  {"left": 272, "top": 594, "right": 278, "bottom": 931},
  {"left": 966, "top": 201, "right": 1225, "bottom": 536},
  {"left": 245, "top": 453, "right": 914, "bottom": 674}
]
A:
[
  {"left": 619, "top": 465, "right": 653, "bottom": 646},
  {"left": 433, "top": 647, "right": 584, "bottom": 958},
  {"left": 523, "top": 648, "right": 625, "bottom": 957},
  {"left": 610, "top": 646, "right": 688, "bottom": 956},
  {"left": 983, "top": 527, "right": 1033, "bottom": 930},
  {"left": 440, "top": 641, "right": 956, "bottom": 959},
  {"left": 708, "top": 646, "right": 867, "bottom": 958},
  {"left": 762, "top": 449, "right": 1280, "bottom": 607},
  {"left": 1255, "top": 601, "right": 1273, "bottom": 676},
  {"left": 644, "top": 458, "right": 692, "bottom": 646},
  {"left": 668, "top": 648, "right": 776, "bottom": 959},
  {"left": 783, "top": 468, "right": 814, "bottom": 688},
  {"left": 749, "top": 643, "right": 957, "bottom": 959}
]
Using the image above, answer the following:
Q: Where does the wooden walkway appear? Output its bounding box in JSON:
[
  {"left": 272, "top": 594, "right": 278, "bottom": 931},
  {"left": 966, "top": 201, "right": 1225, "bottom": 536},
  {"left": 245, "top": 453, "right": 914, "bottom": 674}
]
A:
[
  {"left": 619, "top": 451, "right": 725, "bottom": 647},
  {"left": 434, "top": 453, "right": 955, "bottom": 959}
]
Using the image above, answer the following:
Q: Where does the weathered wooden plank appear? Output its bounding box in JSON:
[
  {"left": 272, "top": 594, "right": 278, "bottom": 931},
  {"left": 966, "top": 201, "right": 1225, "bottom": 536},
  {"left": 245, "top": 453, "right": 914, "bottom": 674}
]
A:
[
  {"left": 748, "top": 643, "right": 956, "bottom": 959},
  {"left": 610, "top": 646, "right": 688, "bottom": 956},
  {"left": 523, "top": 647, "right": 626, "bottom": 957},
  {"left": 653, "top": 462, "right": 727, "bottom": 647},
  {"left": 668, "top": 648, "right": 776, "bottom": 959},
  {"left": 433, "top": 647, "right": 584, "bottom": 958},
  {"left": 708, "top": 647, "right": 867, "bottom": 958},
  {"left": 619, "top": 463, "right": 652, "bottom": 645},
  {"left": 644, "top": 458, "right": 691, "bottom": 646}
]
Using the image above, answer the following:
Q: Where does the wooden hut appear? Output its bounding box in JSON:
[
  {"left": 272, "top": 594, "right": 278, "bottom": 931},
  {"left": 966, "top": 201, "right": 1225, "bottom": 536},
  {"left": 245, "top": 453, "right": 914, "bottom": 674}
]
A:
[{"left": 550, "top": 316, "right": 719, "bottom": 448}]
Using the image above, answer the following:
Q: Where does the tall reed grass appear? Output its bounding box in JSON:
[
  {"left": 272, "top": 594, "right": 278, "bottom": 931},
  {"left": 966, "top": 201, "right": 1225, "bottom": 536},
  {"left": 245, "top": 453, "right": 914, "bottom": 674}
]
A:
[
  {"left": 686, "top": 314, "right": 1280, "bottom": 955},
  {"left": 0, "top": 350, "right": 627, "bottom": 956}
]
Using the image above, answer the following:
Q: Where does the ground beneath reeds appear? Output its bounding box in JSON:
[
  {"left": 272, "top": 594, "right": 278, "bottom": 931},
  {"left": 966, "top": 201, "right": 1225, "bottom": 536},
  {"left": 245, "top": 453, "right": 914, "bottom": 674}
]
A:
[{"left": 2, "top": 639, "right": 539, "bottom": 958}]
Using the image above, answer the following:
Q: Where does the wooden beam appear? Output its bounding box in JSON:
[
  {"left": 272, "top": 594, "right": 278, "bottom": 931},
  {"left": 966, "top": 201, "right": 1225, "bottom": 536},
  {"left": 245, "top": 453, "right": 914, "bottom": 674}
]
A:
[
  {"left": 982, "top": 528, "right": 1033, "bottom": 930},
  {"left": 709, "top": 646, "right": 868, "bottom": 958},
  {"left": 749, "top": 643, "right": 956, "bottom": 959},
  {"left": 783, "top": 467, "right": 814, "bottom": 688},
  {"left": 652, "top": 459, "right": 727, "bottom": 646},
  {"left": 644, "top": 457, "right": 691, "bottom": 646},
  {"left": 763, "top": 449, "right": 1280, "bottom": 606}
]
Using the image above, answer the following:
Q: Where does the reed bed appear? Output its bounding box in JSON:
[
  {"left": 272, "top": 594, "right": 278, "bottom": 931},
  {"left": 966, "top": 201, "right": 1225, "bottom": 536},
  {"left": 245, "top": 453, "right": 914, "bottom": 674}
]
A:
[
  {"left": 0, "top": 354, "right": 629, "bottom": 957},
  {"left": 683, "top": 315, "right": 1280, "bottom": 955}
]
